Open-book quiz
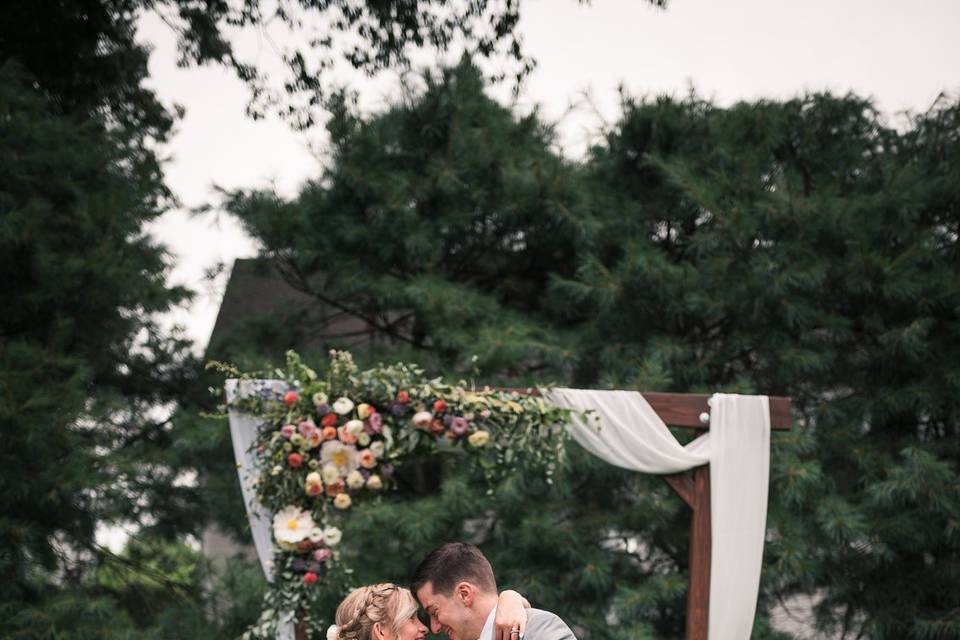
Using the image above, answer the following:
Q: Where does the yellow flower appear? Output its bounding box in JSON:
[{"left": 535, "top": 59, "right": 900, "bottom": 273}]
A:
[
  {"left": 366, "top": 475, "right": 383, "bottom": 490},
  {"left": 357, "top": 403, "right": 373, "bottom": 419},
  {"left": 468, "top": 430, "right": 490, "bottom": 447},
  {"left": 333, "top": 493, "right": 352, "bottom": 509}
]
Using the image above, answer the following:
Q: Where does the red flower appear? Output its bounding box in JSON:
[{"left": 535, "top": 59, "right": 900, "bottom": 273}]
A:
[
  {"left": 433, "top": 399, "right": 446, "bottom": 413},
  {"left": 287, "top": 452, "right": 304, "bottom": 468},
  {"left": 283, "top": 391, "right": 299, "bottom": 406},
  {"left": 397, "top": 390, "right": 410, "bottom": 404},
  {"left": 303, "top": 571, "right": 318, "bottom": 585},
  {"left": 321, "top": 413, "right": 337, "bottom": 427}
]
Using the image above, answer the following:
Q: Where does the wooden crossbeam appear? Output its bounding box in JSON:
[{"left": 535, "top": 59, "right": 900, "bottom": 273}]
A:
[{"left": 503, "top": 388, "right": 792, "bottom": 430}]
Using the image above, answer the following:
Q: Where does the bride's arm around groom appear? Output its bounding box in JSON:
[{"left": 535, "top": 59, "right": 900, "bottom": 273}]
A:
[{"left": 411, "top": 542, "right": 577, "bottom": 640}]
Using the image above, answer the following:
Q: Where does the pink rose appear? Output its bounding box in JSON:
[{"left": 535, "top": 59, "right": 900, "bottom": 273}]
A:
[
  {"left": 450, "top": 416, "right": 470, "bottom": 437},
  {"left": 281, "top": 424, "right": 296, "bottom": 438},
  {"left": 314, "top": 548, "right": 333, "bottom": 562},
  {"left": 365, "top": 412, "right": 383, "bottom": 434},
  {"left": 412, "top": 411, "right": 433, "bottom": 430},
  {"left": 298, "top": 419, "right": 318, "bottom": 438}
]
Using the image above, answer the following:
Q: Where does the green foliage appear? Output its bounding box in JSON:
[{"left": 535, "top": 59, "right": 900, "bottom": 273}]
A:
[
  {"left": 0, "top": 0, "right": 666, "bottom": 131},
  {"left": 0, "top": 53, "right": 196, "bottom": 596},
  {"left": 0, "top": 58, "right": 205, "bottom": 633}
]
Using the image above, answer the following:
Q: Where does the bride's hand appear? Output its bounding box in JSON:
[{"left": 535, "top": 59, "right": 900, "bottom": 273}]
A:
[{"left": 495, "top": 589, "right": 529, "bottom": 640}]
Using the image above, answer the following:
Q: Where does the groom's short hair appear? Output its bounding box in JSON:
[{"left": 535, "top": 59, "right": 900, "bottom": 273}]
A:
[{"left": 411, "top": 542, "right": 497, "bottom": 596}]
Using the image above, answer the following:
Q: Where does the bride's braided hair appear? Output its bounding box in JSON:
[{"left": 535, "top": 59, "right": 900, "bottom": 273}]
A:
[{"left": 335, "top": 583, "right": 418, "bottom": 640}]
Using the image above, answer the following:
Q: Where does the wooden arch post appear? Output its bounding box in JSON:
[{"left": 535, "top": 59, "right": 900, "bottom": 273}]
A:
[
  {"left": 294, "top": 391, "right": 791, "bottom": 640},
  {"left": 646, "top": 392, "right": 792, "bottom": 640}
]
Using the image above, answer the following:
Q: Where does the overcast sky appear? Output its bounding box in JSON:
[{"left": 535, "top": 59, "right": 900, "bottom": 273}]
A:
[{"left": 139, "top": 0, "right": 960, "bottom": 354}]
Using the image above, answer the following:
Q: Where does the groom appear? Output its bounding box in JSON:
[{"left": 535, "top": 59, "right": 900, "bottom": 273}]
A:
[{"left": 411, "top": 542, "right": 577, "bottom": 640}]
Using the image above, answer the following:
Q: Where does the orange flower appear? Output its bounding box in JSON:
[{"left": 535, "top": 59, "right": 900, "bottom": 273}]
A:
[
  {"left": 325, "top": 479, "right": 345, "bottom": 497},
  {"left": 359, "top": 449, "right": 376, "bottom": 469},
  {"left": 322, "top": 426, "right": 337, "bottom": 440}
]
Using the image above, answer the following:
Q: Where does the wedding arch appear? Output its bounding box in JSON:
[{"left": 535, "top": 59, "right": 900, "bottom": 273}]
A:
[{"left": 221, "top": 351, "right": 790, "bottom": 640}]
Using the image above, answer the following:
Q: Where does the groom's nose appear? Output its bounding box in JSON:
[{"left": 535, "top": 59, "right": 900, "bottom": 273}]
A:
[{"left": 430, "top": 618, "right": 441, "bottom": 634}]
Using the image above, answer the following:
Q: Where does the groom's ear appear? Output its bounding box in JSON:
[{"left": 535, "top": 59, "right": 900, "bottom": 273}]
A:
[{"left": 455, "top": 581, "right": 476, "bottom": 607}]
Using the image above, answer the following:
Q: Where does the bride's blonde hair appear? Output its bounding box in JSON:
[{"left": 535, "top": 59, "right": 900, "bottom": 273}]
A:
[{"left": 335, "top": 583, "right": 419, "bottom": 640}]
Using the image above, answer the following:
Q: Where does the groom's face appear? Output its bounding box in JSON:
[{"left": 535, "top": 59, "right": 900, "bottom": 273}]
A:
[{"left": 416, "top": 581, "right": 471, "bottom": 640}]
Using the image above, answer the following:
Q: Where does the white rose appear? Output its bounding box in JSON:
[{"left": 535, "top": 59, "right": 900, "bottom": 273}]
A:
[
  {"left": 333, "top": 493, "right": 352, "bottom": 509},
  {"left": 309, "top": 527, "right": 325, "bottom": 543},
  {"left": 321, "top": 464, "right": 340, "bottom": 485},
  {"left": 345, "top": 419, "right": 365, "bottom": 436},
  {"left": 332, "top": 397, "right": 355, "bottom": 415},
  {"left": 323, "top": 526, "right": 343, "bottom": 546},
  {"left": 346, "top": 469, "right": 365, "bottom": 489}
]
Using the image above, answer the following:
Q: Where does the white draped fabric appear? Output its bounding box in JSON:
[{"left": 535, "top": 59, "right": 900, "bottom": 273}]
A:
[
  {"left": 542, "top": 389, "right": 770, "bottom": 640},
  {"left": 225, "top": 379, "right": 295, "bottom": 640}
]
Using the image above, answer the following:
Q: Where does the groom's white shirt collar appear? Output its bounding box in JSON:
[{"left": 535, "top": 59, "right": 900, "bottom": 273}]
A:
[{"left": 479, "top": 605, "right": 497, "bottom": 640}]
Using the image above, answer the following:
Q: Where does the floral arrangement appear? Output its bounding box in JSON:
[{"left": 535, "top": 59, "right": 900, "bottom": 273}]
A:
[{"left": 214, "top": 350, "right": 570, "bottom": 639}]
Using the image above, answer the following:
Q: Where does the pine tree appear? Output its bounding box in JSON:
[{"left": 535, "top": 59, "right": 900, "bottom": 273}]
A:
[
  {"left": 0, "top": 59, "right": 206, "bottom": 635},
  {"left": 224, "top": 60, "right": 586, "bottom": 380},
  {"left": 565, "top": 91, "right": 960, "bottom": 638}
]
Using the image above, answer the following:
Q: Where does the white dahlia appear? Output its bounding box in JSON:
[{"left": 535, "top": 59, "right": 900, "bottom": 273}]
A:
[
  {"left": 320, "top": 440, "right": 359, "bottom": 476},
  {"left": 273, "top": 506, "right": 315, "bottom": 546}
]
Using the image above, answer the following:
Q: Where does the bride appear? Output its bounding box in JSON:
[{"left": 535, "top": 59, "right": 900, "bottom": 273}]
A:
[{"left": 329, "top": 583, "right": 528, "bottom": 640}]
